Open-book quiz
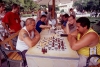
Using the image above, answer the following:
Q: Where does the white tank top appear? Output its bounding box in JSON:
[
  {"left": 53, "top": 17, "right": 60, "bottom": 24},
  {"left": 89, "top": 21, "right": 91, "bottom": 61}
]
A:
[{"left": 16, "top": 26, "right": 34, "bottom": 52}]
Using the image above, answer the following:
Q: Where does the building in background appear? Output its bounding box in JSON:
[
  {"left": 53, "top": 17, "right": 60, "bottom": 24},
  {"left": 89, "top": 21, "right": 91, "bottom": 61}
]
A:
[{"left": 58, "top": 0, "right": 77, "bottom": 14}]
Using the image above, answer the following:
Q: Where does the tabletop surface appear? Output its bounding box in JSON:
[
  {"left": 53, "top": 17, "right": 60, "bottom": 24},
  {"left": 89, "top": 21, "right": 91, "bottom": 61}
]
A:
[{"left": 26, "top": 26, "right": 79, "bottom": 59}]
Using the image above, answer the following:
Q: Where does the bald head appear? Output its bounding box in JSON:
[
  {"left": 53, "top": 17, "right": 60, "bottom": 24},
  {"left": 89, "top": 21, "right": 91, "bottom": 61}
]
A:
[{"left": 25, "top": 18, "right": 35, "bottom": 26}]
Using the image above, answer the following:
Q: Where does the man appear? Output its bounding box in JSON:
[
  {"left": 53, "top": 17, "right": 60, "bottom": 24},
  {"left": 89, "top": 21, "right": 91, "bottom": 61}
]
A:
[
  {"left": 69, "top": 8, "right": 76, "bottom": 17},
  {"left": 61, "top": 13, "right": 69, "bottom": 29},
  {"left": 1, "top": 4, "right": 21, "bottom": 34},
  {"left": 67, "top": 17, "right": 100, "bottom": 67},
  {"left": 16, "top": 18, "right": 40, "bottom": 67},
  {"left": 36, "top": 15, "right": 51, "bottom": 33},
  {"left": 0, "top": 3, "right": 5, "bottom": 40},
  {"left": 36, "top": 9, "right": 41, "bottom": 22},
  {"left": 64, "top": 15, "right": 77, "bottom": 35}
]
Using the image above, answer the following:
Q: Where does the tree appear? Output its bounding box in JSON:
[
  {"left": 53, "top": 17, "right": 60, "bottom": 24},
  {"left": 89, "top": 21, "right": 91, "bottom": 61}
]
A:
[
  {"left": 2, "top": 0, "right": 39, "bottom": 12},
  {"left": 73, "top": 0, "right": 100, "bottom": 12}
]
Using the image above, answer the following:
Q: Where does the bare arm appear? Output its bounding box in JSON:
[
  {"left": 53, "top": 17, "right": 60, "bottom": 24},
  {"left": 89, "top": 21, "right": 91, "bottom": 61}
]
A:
[
  {"left": 61, "top": 24, "right": 65, "bottom": 29},
  {"left": 39, "top": 25, "right": 51, "bottom": 29},
  {"left": 21, "top": 29, "right": 40, "bottom": 48},
  {"left": 67, "top": 32, "right": 98, "bottom": 50},
  {"left": 1, "top": 22, "right": 15, "bottom": 33},
  {"left": 65, "top": 21, "right": 70, "bottom": 34},
  {"left": 1, "top": 22, "right": 9, "bottom": 33}
]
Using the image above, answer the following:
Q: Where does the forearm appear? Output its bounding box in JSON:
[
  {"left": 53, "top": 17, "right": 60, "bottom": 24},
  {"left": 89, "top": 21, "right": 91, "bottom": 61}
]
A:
[
  {"left": 67, "top": 35, "right": 77, "bottom": 50},
  {"left": 40, "top": 25, "right": 50, "bottom": 29},
  {"left": 69, "top": 37, "right": 77, "bottom": 47},
  {"left": 31, "top": 29, "right": 40, "bottom": 47},
  {"left": 66, "top": 23, "right": 70, "bottom": 34},
  {"left": 31, "top": 35, "right": 40, "bottom": 47},
  {"left": 1, "top": 22, "right": 9, "bottom": 32}
]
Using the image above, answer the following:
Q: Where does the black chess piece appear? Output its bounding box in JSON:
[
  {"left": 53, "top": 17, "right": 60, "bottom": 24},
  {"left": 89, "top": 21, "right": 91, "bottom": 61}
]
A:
[
  {"left": 42, "top": 48, "right": 45, "bottom": 54},
  {"left": 52, "top": 41, "right": 54, "bottom": 47},
  {"left": 61, "top": 41, "right": 64, "bottom": 46},
  {"left": 58, "top": 43, "right": 60, "bottom": 49}
]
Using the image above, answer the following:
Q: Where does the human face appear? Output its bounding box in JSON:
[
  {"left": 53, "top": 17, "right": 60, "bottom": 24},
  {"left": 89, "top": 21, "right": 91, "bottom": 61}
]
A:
[
  {"left": 0, "top": 6, "right": 5, "bottom": 12},
  {"left": 63, "top": 17, "right": 68, "bottom": 21},
  {"left": 76, "top": 23, "right": 85, "bottom": 34},
  {"left": 68, "top": 17, "right": 75, "bottom": 24},
  {"left": 29, "top": 21, "right": 35, "bottom": 30},
  {"left": 14, "top": 7, "right": 20, "bottom": 13},
  {"left": 42, "top": 17, "right": 46, "bottom": 22}
]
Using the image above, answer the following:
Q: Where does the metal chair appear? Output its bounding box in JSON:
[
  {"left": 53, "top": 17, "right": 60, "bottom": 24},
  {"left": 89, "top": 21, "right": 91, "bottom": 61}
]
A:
[{"left": 85, "top": 54, "right": 100, "bottom": 67}]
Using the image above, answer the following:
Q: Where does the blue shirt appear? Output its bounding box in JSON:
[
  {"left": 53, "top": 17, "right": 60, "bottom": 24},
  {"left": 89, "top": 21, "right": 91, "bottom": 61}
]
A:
[
  {"left": 36, "top": 20, "right": 46, "bottom": 33},
  {"left": 63, "top": 21, "right": 67, "bottom": 27}
]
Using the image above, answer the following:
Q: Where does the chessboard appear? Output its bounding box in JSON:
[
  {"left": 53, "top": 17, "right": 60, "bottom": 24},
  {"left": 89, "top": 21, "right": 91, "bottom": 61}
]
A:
[{"left": 36, "top": 36, "right": 67, "bottom": 54}]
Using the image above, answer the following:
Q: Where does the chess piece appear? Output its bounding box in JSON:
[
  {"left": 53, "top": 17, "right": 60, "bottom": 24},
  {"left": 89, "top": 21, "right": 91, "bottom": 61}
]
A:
[
  {"left": 42, "top": 48, "right": 44, "bottom": 54},
  {"left": 61, "top": 41, "right": 64, "bottom": 47},
  {"left": 55, "top": 38, "right": 57, "bottom": 41},
  {"left": 45, "top": 48, "right": 47, "bottom": 53},
  {"left": 61, "top": 41, "right": 64, "bottom": 50},
  {"left": 42, "top": 47, "right": 47, "bottom": 54},
  {"left": 58, "top": 43, "right": 60, "bottom": 49},
  {"left": 42, "top": 48, "right": 45, "bottom": 54},
  {"left": 52, "top": 40, "right": 54, "bottom": 47},
  {"left": 58, "top": 38, "right": 60, "bottom": 42}
]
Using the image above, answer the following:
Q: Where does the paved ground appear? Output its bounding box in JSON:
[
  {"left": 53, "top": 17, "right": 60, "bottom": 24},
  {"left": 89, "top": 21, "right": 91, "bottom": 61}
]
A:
[{"left": 1, "top": 61, "right": 20, "bottom": 67}]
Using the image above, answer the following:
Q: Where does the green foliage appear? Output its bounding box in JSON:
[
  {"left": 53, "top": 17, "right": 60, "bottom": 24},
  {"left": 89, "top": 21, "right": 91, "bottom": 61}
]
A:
[
  {"left": 2, "top": 0, "right": 40, "bottom": 12},
  {"left": 73, "top": 0, "right": 100, "bottom": 12}
]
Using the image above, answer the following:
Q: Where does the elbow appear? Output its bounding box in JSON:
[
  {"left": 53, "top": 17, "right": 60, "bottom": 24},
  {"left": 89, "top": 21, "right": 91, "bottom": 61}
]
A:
[
  {"left": 28, "top": 44, "right": 33, "bottom": 48},
  {"left": 29, "top": 42, "right": 35, "bottom": 48},
  {"left": 37, "top": 34, "right": 40, "bottom": 40},
  {"left": 71, "top": 46, "right": 79, "bottom": 51}
]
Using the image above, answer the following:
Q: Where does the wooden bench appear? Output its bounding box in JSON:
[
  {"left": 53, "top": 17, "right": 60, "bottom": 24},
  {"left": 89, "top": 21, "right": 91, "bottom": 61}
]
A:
[{"left": 0, "top": 31, "right": 25, "bottom": 67}]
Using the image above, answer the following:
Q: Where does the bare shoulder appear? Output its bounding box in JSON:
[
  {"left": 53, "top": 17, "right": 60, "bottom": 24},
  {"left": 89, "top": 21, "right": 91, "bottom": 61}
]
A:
[
  {"left": 19, "top": 29, "right": 29, "bottom": 39},
  {"left": 82, "top": 32, "right": 99, "bottom": 41}
]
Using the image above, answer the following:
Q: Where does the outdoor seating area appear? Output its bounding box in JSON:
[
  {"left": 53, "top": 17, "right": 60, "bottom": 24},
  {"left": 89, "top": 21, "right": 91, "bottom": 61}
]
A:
[
  {"left": 0, "top": 31, "right": 25, "bottom": 67},
  {"left": 0, "top": 0, "right": 100, "bottom": 67}
]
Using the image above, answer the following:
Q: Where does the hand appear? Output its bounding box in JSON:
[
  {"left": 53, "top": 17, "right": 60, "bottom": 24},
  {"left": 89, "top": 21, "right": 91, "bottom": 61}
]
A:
[
  {"left": 9, "top": 29, "right": 15, "bottom": 33},
  {"left": 47, "top": 25, "right": 51, "bottom": 28},
  {"left": 67, "top": 21, "right": 70, "bottom": 24},
  {"left": 67, "top": 34, "right": 72, "bottom": 41}
]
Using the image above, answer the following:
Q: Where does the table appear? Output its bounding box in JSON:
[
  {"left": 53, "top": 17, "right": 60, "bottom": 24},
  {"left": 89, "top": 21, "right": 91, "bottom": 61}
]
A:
[{"left": 26, "top": 27, "right": 79, "bottom": 67}]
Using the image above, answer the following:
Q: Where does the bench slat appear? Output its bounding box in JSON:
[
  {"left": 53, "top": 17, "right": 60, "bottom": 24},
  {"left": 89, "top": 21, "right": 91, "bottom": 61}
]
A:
[{"left": 8, "top": 52, "right": 22, "bottom": 60}]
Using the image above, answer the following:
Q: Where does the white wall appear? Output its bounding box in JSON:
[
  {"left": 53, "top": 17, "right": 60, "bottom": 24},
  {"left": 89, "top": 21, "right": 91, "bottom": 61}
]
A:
[{"left": 58, "top": 1, "right": 74, "bottom": 13}]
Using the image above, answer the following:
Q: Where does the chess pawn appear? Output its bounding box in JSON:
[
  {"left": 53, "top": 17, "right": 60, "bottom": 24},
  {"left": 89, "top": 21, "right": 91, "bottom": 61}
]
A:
[
  {"left": 58, "top": 43, "right": 60, "bottom": 49},
  {"left": 52, "top": 41, "right": 54, "bottom": 47},
  {"left": 40, "top": 41, "right": 43, "bottom": 47},
  {"left": 42, "top": 48, "right": 45, "bottom": 54}
]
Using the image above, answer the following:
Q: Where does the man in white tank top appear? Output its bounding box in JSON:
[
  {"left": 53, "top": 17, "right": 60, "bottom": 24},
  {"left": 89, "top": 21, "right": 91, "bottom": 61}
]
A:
[{"left": 16, "top": 18, "right": 40, "bottom": 67}]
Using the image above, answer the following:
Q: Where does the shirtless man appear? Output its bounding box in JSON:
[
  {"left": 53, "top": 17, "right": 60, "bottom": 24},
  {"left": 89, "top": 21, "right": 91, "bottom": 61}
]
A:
[
  {"left": 16, "top": 18, "right": 40, "bottom": 67},
  {"left": 67, "top": 17, "right": 100, "bottom": 67}
]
